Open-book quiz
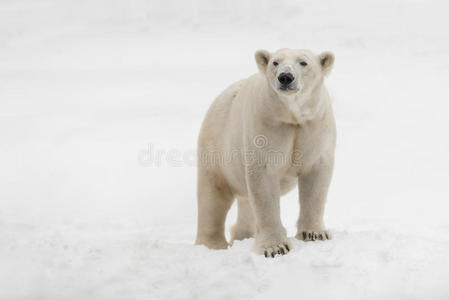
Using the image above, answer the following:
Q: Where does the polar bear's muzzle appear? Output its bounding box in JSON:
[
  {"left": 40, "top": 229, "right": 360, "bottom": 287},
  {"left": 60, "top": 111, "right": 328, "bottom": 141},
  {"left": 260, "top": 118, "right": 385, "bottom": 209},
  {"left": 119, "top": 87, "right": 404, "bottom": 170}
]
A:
[
  {"left": 277, "top": 72, "right": 297, "bottom": 92},
  {"left": 278, "top": 72, "right": 294, "bottom": 85}
]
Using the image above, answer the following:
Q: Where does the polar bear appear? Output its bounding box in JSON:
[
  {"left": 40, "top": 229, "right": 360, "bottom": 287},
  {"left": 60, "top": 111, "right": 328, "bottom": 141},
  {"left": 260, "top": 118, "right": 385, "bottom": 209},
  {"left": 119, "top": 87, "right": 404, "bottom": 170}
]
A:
[{"left": 195, "top": 48, "right": 336, "bottom": 257}]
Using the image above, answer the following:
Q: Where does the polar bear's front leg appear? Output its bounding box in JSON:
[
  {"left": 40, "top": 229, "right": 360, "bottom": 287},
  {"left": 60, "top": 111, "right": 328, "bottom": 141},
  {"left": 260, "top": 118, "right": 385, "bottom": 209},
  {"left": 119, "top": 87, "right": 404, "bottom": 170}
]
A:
[
  {"left": 296, "top": 155, "right": 334, "bottom": 241},
  {"left": 246, "top": 165, "right": 291, "bottom": 257}
]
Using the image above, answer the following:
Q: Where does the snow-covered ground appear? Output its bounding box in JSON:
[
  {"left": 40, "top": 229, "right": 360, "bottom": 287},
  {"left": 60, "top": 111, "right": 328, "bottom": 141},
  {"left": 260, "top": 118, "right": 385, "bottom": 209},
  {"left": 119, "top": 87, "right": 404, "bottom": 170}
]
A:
[{"left": 1, "top": 0, "right": 449, "bottom": 299}]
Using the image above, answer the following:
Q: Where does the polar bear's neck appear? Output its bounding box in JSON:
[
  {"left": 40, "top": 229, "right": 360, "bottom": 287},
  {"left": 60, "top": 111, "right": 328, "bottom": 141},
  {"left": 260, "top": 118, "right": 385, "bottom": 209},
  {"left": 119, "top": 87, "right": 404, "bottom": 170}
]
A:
[{"left": 276, "top": 85, "right": 329, "bottom": 125}]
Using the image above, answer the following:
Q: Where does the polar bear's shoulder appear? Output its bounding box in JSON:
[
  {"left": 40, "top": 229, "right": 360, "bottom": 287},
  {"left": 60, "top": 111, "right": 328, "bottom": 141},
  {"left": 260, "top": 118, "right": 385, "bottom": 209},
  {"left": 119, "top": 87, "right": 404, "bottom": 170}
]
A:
[{"left": 206, "top": 78, "right": 247, "bottom": 117}]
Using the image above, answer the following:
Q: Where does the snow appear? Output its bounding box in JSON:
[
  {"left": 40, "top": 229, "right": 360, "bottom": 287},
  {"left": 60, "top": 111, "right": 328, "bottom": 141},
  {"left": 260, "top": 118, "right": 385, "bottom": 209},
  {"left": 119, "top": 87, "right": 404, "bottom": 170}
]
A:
[{"left": 1, "top": 0, "right": 449, "bottom": 299}]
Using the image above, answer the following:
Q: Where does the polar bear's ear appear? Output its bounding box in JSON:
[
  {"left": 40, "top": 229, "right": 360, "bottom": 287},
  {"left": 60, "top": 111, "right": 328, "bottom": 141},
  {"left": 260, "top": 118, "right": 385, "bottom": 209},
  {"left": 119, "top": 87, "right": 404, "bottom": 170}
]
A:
[
  {"left": 255, "top": 50, "right": 271, "bottom": 72},
  {"left": 319, "top": 51, "right": 335, "bottom": 76}
]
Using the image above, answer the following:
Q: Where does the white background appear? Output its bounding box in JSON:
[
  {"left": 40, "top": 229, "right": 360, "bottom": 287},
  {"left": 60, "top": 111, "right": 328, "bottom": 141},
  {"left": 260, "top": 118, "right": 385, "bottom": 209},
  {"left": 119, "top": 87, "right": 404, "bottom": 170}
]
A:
[{"left": 1, "top": 0, "right": 449, "bottom": 299}]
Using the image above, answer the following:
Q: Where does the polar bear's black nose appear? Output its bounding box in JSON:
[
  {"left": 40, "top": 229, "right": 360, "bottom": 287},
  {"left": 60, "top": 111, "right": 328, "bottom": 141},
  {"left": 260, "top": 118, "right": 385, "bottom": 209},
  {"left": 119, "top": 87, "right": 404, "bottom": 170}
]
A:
[{"left": 278, "top": 73, "right": 294, "bottom": 85}]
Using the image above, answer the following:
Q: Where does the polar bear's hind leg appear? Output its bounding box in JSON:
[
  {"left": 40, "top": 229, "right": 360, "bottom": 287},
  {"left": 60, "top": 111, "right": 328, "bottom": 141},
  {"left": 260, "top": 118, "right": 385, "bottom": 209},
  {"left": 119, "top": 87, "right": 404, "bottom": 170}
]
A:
[
  {"left": 230, "top": 197, "right": 255, "bottom": 243},
  {"left": 195, "top": 170, "right": 234, "bottom": 249}
]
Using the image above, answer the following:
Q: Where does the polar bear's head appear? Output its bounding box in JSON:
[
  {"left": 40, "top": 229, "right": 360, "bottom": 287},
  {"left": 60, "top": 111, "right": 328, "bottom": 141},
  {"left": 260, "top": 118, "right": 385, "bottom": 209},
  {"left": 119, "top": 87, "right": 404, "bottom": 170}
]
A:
[{"left": 255, "top": 48, "right": 334, "bottom": 97}]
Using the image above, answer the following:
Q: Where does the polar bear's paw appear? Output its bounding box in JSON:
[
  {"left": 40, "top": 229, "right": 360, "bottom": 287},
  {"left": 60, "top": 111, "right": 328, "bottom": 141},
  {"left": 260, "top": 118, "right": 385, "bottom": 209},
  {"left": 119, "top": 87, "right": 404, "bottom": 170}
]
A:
[
  {"left": 263, "top": 243, "right": 290, "bottom": 258},
  {"left": 254, "top": 236, "right": 291, "bottom": 258},
  {"left": 296, "top": 230, "right": 331, "bottom": 242}
]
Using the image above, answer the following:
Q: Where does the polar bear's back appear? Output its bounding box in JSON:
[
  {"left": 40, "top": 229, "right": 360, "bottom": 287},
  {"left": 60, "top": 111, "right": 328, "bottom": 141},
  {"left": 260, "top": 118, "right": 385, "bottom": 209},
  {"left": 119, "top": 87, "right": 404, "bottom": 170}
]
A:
[{"left": 198, "top": 78, "right": 246, "bottom": 153}]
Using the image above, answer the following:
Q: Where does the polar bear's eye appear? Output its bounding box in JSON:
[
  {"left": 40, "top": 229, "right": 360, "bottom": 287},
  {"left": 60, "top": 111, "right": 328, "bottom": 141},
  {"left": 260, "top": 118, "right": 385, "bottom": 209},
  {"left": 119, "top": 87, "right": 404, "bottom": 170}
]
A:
[
  {"left": 273, "top": 61, "right": 279, "bottom": 66},
  {"left": 300, "top": 61, "right": 308, "bottom": 66}
]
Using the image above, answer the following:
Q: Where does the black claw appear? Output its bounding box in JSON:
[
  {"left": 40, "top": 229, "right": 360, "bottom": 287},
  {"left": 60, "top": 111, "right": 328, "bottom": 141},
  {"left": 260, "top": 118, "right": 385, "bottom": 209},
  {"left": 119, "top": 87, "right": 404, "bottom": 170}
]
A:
[
  {"left": 285, "top": 244, "right": 290, "bottom": 251},
  {"left": 264, "top": 251, "right": 268, "bottom": 258},
  {"left": 302, "top": 232, "right": 307, "bottom": 240},
  {"left": 271, "top": 252, "right": 275, "bottom": 258},
  {"left": 319, "top": 234, "right": 323, "bottom": 240},
  {"left": 308, "top": 233, "right": 312, "bottom": 239},
  {"left": 280, "top": 247, "right": 285, "bottom": 255},
  {"left": 277, "top": 250, "right": 281, "bottom": 254},
  {"left": 325, "top": 233, "right": 329, "bottom": 239}
]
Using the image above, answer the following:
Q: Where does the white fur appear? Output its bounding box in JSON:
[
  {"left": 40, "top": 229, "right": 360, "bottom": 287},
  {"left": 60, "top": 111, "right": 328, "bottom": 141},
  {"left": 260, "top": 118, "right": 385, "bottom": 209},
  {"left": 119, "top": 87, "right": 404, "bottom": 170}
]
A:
[{"left": 195, "top": 48, "right": 336, "bottom": 256}]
